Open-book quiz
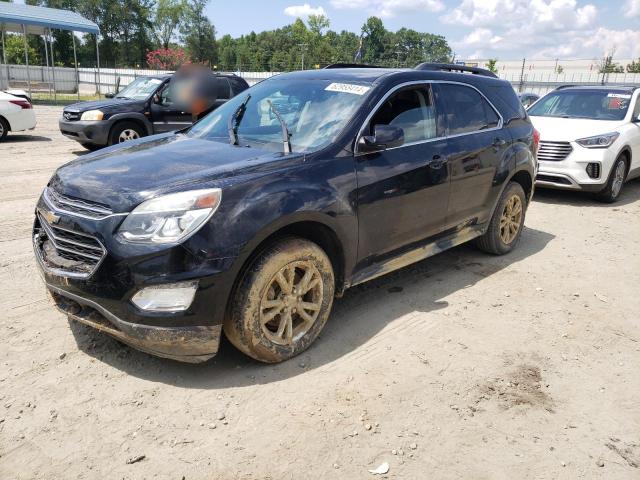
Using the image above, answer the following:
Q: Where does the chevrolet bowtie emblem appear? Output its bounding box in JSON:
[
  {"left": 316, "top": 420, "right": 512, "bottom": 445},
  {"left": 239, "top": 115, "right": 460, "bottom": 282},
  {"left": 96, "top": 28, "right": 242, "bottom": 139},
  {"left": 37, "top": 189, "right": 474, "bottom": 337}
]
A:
[{"left": 42, "top": 209, "right": 61, "bottom": 225}]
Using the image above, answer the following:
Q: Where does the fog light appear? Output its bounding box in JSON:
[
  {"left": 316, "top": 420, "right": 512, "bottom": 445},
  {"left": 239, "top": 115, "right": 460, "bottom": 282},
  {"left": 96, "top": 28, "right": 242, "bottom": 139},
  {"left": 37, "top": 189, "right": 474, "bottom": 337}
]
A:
[
  {"left": 586, "top": 162, "right": 601, "bottom": 179},
  {"left": 131, "top": 281, "right": 198, "bottom": 312}
]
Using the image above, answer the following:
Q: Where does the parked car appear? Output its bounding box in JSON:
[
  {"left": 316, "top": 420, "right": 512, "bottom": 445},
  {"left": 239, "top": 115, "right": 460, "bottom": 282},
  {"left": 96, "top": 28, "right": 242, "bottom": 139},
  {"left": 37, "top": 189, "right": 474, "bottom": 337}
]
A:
[
  {"left": 58, "top": 72, "right": 249, "bottom": 150},
  {"left": 34, "top": 63, "right": 537, "bottom": 363},
  {"left": 0, "top": 90, "right": 36, "bottom": 141},
  {"left": 518, "top": 92, "right": 540, "bottom": 108},
  {"left": 528, "top": 85, "right": 640, "bottom": 202}
]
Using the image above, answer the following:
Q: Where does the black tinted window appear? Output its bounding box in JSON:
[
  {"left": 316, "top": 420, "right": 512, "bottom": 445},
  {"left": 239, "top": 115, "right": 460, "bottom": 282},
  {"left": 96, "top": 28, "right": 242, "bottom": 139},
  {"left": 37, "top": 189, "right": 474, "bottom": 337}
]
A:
[
  {"left": 230, "top": 77, "right": 248, "bottom": 94},
  {"left": 370, "top": 86, "right": 437, "bottom": 143},
  {"left": 216, "top": 78, "right": 231, "bottom": 100},
  {"left": 440, "top": 84, "right": 500, "bottom": 135}
]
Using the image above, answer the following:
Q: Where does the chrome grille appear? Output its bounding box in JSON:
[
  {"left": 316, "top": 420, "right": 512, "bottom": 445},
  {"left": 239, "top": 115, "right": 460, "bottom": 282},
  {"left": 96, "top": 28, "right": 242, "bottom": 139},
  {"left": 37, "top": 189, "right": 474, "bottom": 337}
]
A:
[
  {"left": 44, "top": 187, "right": 113, "bottom": 220},
  {"left": 538, "top": 141, "right": 573, "bottom": 162},
  {"left": 62, "top": 110, "right": 80, "bottom": 121},
  {"left": 34, "top": 213, "right": 106, "bottom": 278}
]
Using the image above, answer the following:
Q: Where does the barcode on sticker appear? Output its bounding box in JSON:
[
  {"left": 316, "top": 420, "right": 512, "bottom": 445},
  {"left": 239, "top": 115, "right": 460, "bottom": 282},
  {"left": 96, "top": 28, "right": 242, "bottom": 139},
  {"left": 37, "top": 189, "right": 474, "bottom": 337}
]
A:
[
  {"left": 607, "top": 93, "right": 631, "bottom": 99},
  {"left": 325, "top": 83, "right": 371, "bottom": 95}
]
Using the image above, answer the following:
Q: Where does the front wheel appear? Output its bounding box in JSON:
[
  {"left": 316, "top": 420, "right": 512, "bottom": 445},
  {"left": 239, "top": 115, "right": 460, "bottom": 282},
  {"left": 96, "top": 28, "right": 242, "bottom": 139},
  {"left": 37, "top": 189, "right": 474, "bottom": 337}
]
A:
[
  {"left": 594, "top": 156, "right": 627, "bottom": 203},
  {"left": 224, "top": 237, "right": 335, "bottom": 363},
  {"left": 476, "top": 182, "right": 527, "bottom": 255},
  {"left": 108, "top": 121, "right": 144, "bottom": 146}
]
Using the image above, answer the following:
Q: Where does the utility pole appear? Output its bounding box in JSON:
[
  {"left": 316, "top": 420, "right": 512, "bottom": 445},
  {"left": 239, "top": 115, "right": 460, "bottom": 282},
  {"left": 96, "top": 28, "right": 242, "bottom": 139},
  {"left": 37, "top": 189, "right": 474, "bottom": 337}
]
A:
[
  {"left": 518, "top": 57, "right": 526, "bottom": 93},
  {"left": 298, "top": 43, "right": 308, "bottom": 70}
]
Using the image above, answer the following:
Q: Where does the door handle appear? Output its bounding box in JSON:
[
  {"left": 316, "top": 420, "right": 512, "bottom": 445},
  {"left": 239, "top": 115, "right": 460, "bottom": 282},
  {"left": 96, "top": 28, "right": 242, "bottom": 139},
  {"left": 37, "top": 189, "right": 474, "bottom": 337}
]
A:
[
  {"left": 493, "top": 138, "right": 506, "bottom": 147},
  {"left": 430, "top": 154, "right": 448, "bottom": 169}
]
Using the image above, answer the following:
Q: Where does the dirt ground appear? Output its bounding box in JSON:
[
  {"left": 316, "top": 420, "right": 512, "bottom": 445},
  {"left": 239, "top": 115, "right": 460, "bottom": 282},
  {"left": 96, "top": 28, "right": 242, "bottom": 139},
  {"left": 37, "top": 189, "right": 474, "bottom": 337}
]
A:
[{"left": 1, "top": 106, "right": 639, "bottom": 480}]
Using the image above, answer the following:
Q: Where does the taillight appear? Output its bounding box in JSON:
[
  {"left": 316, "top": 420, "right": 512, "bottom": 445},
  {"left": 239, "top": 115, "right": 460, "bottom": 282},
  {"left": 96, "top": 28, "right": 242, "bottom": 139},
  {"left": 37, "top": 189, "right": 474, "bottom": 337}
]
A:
[
  {"left": 533, "top": 128, "right": 540, "bottom": 154},
  {"left": 9, "top": 99, "right": 32, "bottom": 109}
]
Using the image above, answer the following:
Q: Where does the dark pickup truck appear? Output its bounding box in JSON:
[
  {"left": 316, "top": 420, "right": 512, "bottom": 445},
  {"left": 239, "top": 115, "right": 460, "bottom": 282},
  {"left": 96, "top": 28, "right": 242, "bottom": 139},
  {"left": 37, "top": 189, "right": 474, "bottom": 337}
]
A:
[{"left": 59, "top": 73, "right": 249, "bottom": 150}]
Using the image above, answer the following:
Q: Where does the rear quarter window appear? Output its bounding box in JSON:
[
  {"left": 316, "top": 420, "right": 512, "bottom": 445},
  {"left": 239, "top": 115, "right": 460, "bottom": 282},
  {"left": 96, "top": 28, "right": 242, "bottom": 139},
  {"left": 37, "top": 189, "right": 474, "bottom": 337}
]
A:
[{"left": 486, "top": 85, "right": 526, "bottom": 123}]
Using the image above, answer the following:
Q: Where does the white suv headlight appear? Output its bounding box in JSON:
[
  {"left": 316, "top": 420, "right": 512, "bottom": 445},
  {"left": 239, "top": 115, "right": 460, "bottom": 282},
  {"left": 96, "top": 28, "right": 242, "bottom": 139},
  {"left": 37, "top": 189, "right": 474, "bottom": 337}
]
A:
[
  {"left": 80, "top": 110, "right": 104, "bottom": 121},
  {"left": 117, "top": 189, "right": 222, "bottom": 244},
  {"left": 576, "top": 132, "right": 620, "bottom": 148}
]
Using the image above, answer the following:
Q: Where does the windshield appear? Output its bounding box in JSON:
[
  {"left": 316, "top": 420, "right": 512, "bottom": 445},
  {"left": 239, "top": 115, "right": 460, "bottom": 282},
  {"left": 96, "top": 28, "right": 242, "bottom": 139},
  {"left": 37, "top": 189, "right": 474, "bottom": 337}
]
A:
[
  {"left": 528, "top": 90, "right": 632, "bottom": 120},
  {"left": 187, "top": 77, "right": 372, "bottom": 153},
  {"left": 115, "top": 77, "right": 164, "bottom": 100}
]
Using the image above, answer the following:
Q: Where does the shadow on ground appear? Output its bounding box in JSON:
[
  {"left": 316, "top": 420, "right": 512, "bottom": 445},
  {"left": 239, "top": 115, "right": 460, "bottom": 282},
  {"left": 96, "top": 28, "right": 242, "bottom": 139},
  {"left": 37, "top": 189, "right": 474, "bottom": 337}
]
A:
[
  {"left": 3, "top": 134, "right": 52, "bottom": 143},
  {"left": 69, "top": 226, "right": 555, "bottom": 388},
  {"left": 533, "top": 177, "right": 640, "bottom": 208}
]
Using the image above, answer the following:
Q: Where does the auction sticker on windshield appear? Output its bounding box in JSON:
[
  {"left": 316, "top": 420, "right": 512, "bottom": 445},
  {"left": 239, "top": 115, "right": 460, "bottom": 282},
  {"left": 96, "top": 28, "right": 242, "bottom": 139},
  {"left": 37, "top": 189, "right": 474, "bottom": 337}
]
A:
[{"left": 325, "top": 83, "right": 371, "bottom": 95}]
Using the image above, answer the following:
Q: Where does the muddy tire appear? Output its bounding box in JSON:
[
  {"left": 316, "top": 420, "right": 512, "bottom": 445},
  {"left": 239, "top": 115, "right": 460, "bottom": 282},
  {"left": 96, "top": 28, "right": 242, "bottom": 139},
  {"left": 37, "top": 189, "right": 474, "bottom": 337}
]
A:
[
  {"left": 476, "top": 181, "right": 527, "bottom": 255},
  {"left": 108, "top": 121, "right": 144, "bottom": 146},
  {"left": 224, "top": 237, "right": 335, "bottom": 363},
  {"left": 594, "top": 155, "right": 627, "bottom": 203}
]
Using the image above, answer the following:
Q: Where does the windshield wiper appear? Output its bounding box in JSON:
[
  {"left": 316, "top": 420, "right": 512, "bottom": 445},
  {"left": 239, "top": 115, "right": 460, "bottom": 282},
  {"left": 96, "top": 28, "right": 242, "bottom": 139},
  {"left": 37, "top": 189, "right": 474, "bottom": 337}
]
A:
[
  {"left": 267, "top": 100, "right": 292, "bottom": 154},
  {"left": 228, "top": 94, "right": 251, "bottom": 146}
]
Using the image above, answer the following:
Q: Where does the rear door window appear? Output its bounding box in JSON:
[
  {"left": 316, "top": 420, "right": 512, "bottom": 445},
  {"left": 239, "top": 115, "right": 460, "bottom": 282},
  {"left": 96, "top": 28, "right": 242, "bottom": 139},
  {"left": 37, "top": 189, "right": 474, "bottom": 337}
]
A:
[
  {"left": 369, "top": 85, "right": 438, "bottom": 143},
  {"left": 439, "top": 84, "right": 500, "bottom": 135},
  {"left": 216, "top": 78, "right": 231, "bottom": 100}
]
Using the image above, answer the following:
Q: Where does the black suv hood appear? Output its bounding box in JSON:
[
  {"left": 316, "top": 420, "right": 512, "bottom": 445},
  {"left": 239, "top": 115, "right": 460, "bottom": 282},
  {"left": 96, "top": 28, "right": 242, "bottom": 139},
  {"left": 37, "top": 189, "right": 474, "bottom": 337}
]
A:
[
  {"left": 49, "top": 134, "right": 299, "bottom": 212},
  {"left": 64, "top": 98, "right": 145, "bottom": 113}
]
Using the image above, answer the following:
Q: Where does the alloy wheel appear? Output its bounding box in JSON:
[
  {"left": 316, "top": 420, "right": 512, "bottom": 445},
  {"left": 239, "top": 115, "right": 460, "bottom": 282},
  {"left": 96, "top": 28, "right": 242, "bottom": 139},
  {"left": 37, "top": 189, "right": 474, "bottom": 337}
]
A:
[
  {"left": 118, "top": 129, "right": 140, "bottom": 143},
  {"left": 499, "top": 195, "right": 523, "bottom": 244},
  {"left": 611, "top": 161, "right": 626, "bottom": 198},
  {"left": 259, "top": 261, "right": 323, "bottom": 345}
]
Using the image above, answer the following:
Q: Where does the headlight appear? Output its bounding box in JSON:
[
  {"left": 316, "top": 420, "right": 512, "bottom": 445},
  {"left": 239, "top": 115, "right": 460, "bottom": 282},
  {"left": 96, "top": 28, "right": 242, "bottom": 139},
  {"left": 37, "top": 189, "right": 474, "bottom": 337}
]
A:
[
  {"left": 117, "top": 189, "right": 222, "bottom": 244},
  {"left": 80, "top": 110, "right": 104, "bottom": 121},
  {"left": 576, "top": 132, "right": 619, "bottom": 148}
]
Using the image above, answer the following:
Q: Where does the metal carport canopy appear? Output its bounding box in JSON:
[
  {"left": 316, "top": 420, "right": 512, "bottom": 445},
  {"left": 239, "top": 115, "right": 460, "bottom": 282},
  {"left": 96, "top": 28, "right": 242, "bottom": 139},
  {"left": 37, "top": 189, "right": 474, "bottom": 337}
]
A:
[{"left": 0, "top": 2, "right": 99, "bottom": 35}]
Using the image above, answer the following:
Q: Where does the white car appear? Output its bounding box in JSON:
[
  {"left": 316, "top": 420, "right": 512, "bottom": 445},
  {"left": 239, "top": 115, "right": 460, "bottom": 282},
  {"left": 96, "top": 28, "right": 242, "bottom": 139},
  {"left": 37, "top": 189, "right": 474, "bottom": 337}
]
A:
[
  {"left": 528, "top": 86, "right": 640, "bottom": 202},
  {"left": 0, "top": 90, "right": 37, "bottom": 142}
]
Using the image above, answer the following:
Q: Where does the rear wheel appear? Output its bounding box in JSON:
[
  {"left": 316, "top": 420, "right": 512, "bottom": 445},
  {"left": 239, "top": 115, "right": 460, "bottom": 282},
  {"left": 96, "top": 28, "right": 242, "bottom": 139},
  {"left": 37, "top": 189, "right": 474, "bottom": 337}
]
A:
[
  {"left": 224, "top": 237, "right": 335, "bottom": 363},
  {"left": 594, "top": 155, "right": 627, "bottom": 203},
  {"left": 0, "top": 117, "right": 9, "bottom": 141},
  {"left": 476, "top": 182, "right": 527, "bottom": 255},
  {"left": 108, "top": 121, "right": 144, "bottom": 146}
]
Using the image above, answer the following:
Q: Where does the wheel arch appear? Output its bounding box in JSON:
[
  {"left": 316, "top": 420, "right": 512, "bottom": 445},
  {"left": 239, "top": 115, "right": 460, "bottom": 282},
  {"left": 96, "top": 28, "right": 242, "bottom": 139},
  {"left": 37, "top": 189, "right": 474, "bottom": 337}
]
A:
[
  {"left": 108, "top": 114, "right": 153, "bottom": 139},
  {"left": 618, "top": 146, "right": 632, "bottom": 176},
  {"left": 510, "top": 169, "right": 534, "bottom": 202},
  {"left": 0, "top": 114, "right": 11, "bottom": 131}
]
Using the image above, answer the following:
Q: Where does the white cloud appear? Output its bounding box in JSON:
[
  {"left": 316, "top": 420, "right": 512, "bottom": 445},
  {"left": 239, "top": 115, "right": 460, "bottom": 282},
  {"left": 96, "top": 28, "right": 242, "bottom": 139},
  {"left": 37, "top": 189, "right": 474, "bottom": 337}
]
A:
[
  {"left": 444, "top": 0, "right": 640, "bottom": 59},
  {"left": 624, "top": 0, "right": 640, "bottom": 18},
  {"left": 330, "top": 0, "right": 445, "bottom": 17},
  {"left": 284, "top": 4, "right": 327, "bottom": 17}
]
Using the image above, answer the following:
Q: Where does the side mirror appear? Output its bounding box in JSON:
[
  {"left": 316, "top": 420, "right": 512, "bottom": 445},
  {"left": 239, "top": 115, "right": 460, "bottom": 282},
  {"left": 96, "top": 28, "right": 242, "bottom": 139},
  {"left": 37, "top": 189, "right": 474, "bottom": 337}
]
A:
[
  {"left": 153, "top": 93, "right": 162, "bottom": 104},
  {"left": 104, "top": 92, "right": 115, "bottom": 99},
  {"left": 358, "top": 124, "right": 405, "bottom": 153}
]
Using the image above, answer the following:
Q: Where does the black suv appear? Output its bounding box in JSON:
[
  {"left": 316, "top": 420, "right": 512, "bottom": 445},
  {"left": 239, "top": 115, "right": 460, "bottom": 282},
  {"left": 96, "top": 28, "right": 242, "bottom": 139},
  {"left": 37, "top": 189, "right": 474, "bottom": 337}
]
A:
[
  {"left": 35, "top": 64, "right": 537, "bottom": 363},
  {"left": 59, "top": 73, "right": 249, "bottom": 150}
]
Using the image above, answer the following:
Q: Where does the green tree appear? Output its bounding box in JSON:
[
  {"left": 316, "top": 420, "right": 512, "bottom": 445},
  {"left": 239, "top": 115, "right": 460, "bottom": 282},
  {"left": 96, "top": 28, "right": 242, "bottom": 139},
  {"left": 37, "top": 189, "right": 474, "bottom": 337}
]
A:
[
  {"left": 626, "top": 58, "right": 640, "bottom": 73},
  {"left": 1, "top": 34, "right": 41, "bottom": 65},
  {"left": 486, "top": 58, "right": 498, "bottom": 73},
  {"left": 361, "top": 16, "right": 386, "bottom": 64},
  {"left": 598, "top": 54, "right": 624, "bottom": 74},
  {"left": 181, "top": 0, "right": 217, "bottom": 64},
  {"left": 154, "top": 0, "right": 185, "bottom": 49}
]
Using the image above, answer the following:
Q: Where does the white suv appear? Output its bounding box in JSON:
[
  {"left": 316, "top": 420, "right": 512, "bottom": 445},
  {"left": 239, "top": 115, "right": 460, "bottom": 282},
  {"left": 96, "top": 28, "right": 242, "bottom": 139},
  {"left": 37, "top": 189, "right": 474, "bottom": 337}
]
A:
[{"left": 528, "top": 86, "right": 640, "bottom": 202}]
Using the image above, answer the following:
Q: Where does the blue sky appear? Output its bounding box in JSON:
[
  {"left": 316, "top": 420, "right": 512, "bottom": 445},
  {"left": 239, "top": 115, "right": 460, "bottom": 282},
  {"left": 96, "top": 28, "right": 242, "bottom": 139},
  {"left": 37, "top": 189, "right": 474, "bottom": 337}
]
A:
[{"left": 209, "top": 0, "right": 640, "bottom": 60}]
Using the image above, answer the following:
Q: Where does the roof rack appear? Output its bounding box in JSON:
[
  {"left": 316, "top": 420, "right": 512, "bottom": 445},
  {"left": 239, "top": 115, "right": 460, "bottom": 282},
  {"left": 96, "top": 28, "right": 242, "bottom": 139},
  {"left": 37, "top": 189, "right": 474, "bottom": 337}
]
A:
[
  {"left": 555, "top": 84, "right": 640, "bottom": 90},
  {"left": 414, "top": 62, "right": 498, "bottom": 78},
  {"left": 323, "top": 63, "right": 383, "bottom": 69}
]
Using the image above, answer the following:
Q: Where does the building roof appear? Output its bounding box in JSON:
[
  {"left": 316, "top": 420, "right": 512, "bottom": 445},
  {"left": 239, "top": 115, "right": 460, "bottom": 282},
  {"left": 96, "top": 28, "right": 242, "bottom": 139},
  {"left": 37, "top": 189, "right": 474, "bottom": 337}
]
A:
[{"left": 0, "top": 2, "right": 99, "bottom": 35}]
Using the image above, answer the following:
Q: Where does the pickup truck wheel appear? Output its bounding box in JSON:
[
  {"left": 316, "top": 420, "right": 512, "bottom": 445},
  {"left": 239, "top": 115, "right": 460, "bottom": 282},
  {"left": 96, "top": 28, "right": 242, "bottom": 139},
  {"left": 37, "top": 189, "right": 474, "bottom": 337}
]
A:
[
  {"left": 109, "top": 121, "right": 144, "bottom": 146},
  {"left": 594, "top": 155, "right": 627, "bottom": 203},
  {"left": 224, "top": 237, "right": 335, "bottom": 363},
  {"left": 476, "top": 182, "right": 527, "bottom": 255},
  {"left": 0, "top": 117, "right": 8, "bottom": 141}
]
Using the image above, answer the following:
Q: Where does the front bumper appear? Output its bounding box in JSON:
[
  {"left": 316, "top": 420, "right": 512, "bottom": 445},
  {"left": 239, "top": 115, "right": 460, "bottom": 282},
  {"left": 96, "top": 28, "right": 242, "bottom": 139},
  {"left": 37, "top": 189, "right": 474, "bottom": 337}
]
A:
[
  {"left": 535, "top": 142, "right": 615, "bottom": 192},
  {"left": 59, "top": 119, "right": 110, "bottom": 146},
  {"left": 48, "top": 286, "right": 222, "bottom": 363},
  {"left": 33, "top": 193, "right": 238, "bottom": 363}
]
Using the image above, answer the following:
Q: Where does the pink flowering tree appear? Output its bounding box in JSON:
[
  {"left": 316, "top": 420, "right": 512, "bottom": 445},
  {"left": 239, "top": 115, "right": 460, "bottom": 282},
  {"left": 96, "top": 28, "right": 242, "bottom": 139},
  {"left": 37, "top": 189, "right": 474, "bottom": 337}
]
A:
[{"left": 146, "top": 48, "right": 190, "bottom": 70}]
